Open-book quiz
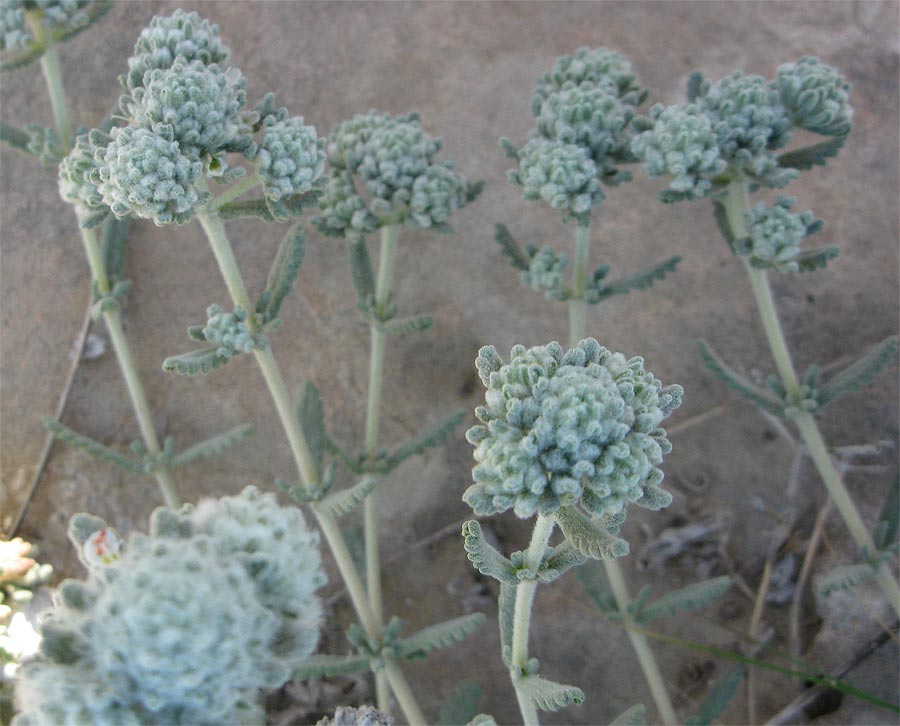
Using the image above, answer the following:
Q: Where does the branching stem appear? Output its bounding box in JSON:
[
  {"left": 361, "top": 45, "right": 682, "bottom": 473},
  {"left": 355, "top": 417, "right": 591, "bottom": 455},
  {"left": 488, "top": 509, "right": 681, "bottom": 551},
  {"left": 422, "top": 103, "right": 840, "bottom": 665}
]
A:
[
  {"left": 721, "top": 178, "right": 900, "bottom": 618},
  {"left": 26, "top": 13, "right": 71, "bottom": 150},
  {"left": 567, "top": 215, "right": 678, "bottom": 726},
  {"left": 208, "top": 173, "right": 263, "bottom": 212}
]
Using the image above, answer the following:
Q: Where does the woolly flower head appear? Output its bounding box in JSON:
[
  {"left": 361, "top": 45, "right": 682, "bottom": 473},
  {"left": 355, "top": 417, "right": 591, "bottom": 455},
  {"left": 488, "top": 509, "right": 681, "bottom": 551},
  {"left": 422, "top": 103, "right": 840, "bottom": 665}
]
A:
[
  {"left": 408, "top": 162, "right": 468, "bottom": 228},
  {"left": 508, "top": 137, "right": 602, "bottom": 217},
  {"left": 126, "top": 8, "right": 230, "bottom": 89},
  {"left": 531, "top": 46, "right": 645, "bottom": 113},
  {"left": 318, "top": 705, "right": 395, "bottom": 726},
  {"left": 124, "top": 58, "right": 248, "bottom": 162},
  {"left": 202, "top": 304, "right": 262, "bottom": 358},
  {"left": 312, "top": 171, "right": 378, "bottom": 241},
  {"left": 465, "top": 338, "right": 683, "bottom": 519},
  {"left": 776, "top": 57, "right": 852, "bottom": 137},
  {"left": 631, "top": 103, "right": 727, "bottom": 201},
  {"left": 94, "top": 124, "right": 204, "bottom": 225},
  {"left": 58, "top": 132, "right": 104, "bottom": 215},
  {"left": 0, "top": 0, "right": 90, "bottom": 51},
  {"left": 257, "top": 115, "right": 326, "bottom": 201},
  {"left": 535, "top": 83, "right": 634, "bottom": 178},
  {"left": 741, "top": 195, "right": 822, "bottom": 272},
  {"left": 521, "top": 246, "right": 568, "bottom": 300},
  {"left": 192, "top": 485, "right": 327, "bottom": 668}
]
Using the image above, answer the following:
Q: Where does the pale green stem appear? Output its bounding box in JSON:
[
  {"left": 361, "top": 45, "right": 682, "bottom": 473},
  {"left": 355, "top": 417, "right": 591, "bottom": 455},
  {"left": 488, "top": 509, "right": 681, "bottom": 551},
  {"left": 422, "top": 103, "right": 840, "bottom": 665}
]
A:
[
  {"left": 510, "top": 513, "right": 555, "bottom": 726},
  {"left": 26, "top": 12, "right": 71, "bottom": 151},
  {"left": 383, "top": 660, "right": 427, "bottom": 725},
  {"left": 363, "top": 224, "right": 399, "bottom": 712},
  {"left": 208, "top": 173, "right": 264, "bottom": 212},
  {"left": 568, "top": 219, "right": 591, "bottom": 340},
  {"left": 80, "top": 227, "right": 181, "bottom": 509},
  {"left": 195, "top": 208, "right": 426, "bottom": 722},
  {"left": 567, "top": 218, "right": 677, "bottom": 726},
  {"left": 722, "top": 179, "right": 900, "bottom": 618}
]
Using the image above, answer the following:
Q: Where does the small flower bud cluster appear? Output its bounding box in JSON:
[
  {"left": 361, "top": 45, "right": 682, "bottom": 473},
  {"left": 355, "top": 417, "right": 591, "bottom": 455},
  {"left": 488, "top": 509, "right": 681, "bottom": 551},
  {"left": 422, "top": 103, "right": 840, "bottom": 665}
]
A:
[
  {"left": 465, "top": 338, "right": 683, "bottom": 520},
  {"left": 508, "top": 138, "right": 603, "bottom": 217},
  {"left": 202, "top": 304, "right": 263, "bottom": 358},
  {"left": 125, "top": 8, "right": 230, "bottom": 90},
  {"left": 318, "top": 705, "right": 395, "bottom": 726},
  {"left": 740, "top": 196, "right": 822, "bottom": 272},
  {"left": 257, "top": 115, "right": 326, "bottom": 201},
  {"left": 58, "top": 132, "right": 104, "bottom": 218},
  {"left": 314, "top": 110, "right": 474, "bottom": 240},
  {"left": 0, "top": 0, "right": 89, "bottom": 51},
  {"left": 521, "top": 245, "right": 569, "bottom": 300},
  {"left": 776, "top": 57, "right": 853, "bottom": 137},
  {"left": 632, "top": 58, "right": 853, "bottom": 200},
  {"left": 13, "top": 487, "right": 325, "bottom": 726}
]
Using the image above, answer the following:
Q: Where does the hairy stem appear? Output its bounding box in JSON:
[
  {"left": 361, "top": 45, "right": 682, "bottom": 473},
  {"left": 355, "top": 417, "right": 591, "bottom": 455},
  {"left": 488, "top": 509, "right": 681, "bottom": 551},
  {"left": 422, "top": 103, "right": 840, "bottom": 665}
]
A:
[
  {"left": 510, "top": 513, "right": 555, "bottom": 726},
  {"left": 26, "top": 13, "right": 72, "bottom": 151},
  {"left": 722, "top": 179, "right": 900, "bottom": 618},
  {"left": 79, "top": 227, "right": 181, "bottom": 508},
  {"left": 363, "top": 223, "right": 399, "bottom": 711},
  {"left": 208, "top": 173, "right": 263, "bottom": 212},
  {"left": 196, "top": 208, "right": 426, "bottom": 722},
  {"left": 567, "top": 215, "right": 678, "bottom": 726}
]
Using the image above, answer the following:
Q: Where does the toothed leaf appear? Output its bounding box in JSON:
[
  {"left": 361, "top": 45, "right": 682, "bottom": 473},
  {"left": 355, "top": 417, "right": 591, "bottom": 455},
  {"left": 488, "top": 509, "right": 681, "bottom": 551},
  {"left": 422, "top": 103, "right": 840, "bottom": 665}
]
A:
[
  {"left": 517, "top": 675, "right": 585, "bottom": 712},
  {"left": 793, "top": 245, "right": 839, "bottom": 273},
  {"left": 439, "top": 681, "right": 483, "bottom": 726},
  {"left": 685, "top": 665, "right": 745, "bottom": 726},
  {"left": 398, "top": 613, "right": 486, "bottom": 660},
  {"left": 293, "top": 654, "right": 372, "bottom": 679},
  {"left": 611, "top": 704, "right": 647, "bottom": 725},
  {"left": 324, "top": 435, "right": 364, "bottom": 475},
  {"left": 537, "top": 539, "right": 587, "bottom": 583},
  {"left": 317, "top": 476, "right": 376, "bottom": 517},
  {"left": 260, "top": 224, "right": 306, "bottom": 321},
  {"left": 100, "top": 216, "right": 131, "bottom": 283},
  {"left": 348, "top": 237, "right": 375, "bottom": 309},
  {"left": 818, "top": 563, "right": 875, "bottom": 598},
  {"left": 216, "top": 198, "right": 272, "bottom": 220},
  {"left": 634, "top": 576, "right": 732, "bottom": 624},
  {"left": 0, "top": 121, "right": 31, "bottom": 154},
  {"left": 1, "top": 44, "right": 44, "bottom": 73},
  {"left": 162, "top": 348, "right": 230, "bottom": 375},
  {"left": 698, "top": 340, "right": 785, "bottom": 416},
  {"left": 498, "top": 582, "right": 516, "bottom": 666},
  {"left": 297, "top": 380, "right": 326, "bottom": 479},
  {"left": 592, "top": 256, "right": 681, "bottom": 302},
  {"left": 462, "top": 521, "right": 517, "bottom": 583},
  {"left": 778, "top": 136, "right": 846, "bottom": 171},
  {"left": 817, "top": 336, "right": 899, "bottom": 409},
  {"left": 380, "top": 315, "right": 433, "bottom": 335},
  {"left": 384, "top": 410, "right": 465, "bottom": 471},
  {"left": 170, "top": 424, "right": 253, "bottom": 468},
  {"left": 494, "top": 223, "right": 531, "bottom": 271},
  {"left": 556, "top": 506, "right": 629, "bottom": 560},
  {"left": 44, "top": 417, "right": 143, "bottom": 473}
]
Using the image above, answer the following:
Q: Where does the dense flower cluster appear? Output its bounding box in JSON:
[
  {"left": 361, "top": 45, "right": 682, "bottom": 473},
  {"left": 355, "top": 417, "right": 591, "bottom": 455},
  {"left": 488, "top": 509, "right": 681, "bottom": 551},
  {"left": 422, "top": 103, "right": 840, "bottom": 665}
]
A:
[
  {"left": 13, "top": 487, "right": 325, "bottom": 726},
  {"left": 257, "top": 116, "right": 325, "bottom": 201},
  {"left": 632, "top": 58, "right": 853, "bottom": 200},
  {"left": 740, "top": 196, "right": 822, "bottom": 272},
  {"left": 314, "top": 110, "right": 475, "bottom": 239},
  {"left": 125, "top": 8, "right": 230, "bottom": 90},
  {"left": 57, "top": 133, "right": 104, "bottom": 217},
  {"left": 202, "top": 304, "right": 263, "bottom": 358},
  {"left": 318, "top": 706, "right": 395, "bottom": 726},
  {"left": 0, "top": 0, "right": 90, "bottom": 51},
  {"left": 521, "top": 246, "right": 568, "bottom": 300},
  {"left": 776, "top": 57, "right": 852, "bottom": 136},
  {"left": 465, "top": 338, "right": 683, "bottom": 519},
  {"left": 508, "top": 138, "right": 603, "bottom": 217}
]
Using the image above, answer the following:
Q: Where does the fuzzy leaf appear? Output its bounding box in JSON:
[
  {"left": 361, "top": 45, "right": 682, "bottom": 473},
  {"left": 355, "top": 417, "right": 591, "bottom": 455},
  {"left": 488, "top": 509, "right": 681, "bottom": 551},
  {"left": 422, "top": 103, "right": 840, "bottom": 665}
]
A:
[
  {"left": 162, "top": 347, "right": 229, "bottom": 375},
  {"left": 260, "top": 225, "right": 306, "bottom": 321},
  {"left": 792, "top": 245, "right": 840, "bottom": 273},
  {"left": 216, "top": 198, "right": 272, "bottom": 221},
  {"left": 467, "top": 715, "right": 497, "bottom": 726},
  {"left": 384, "top": 410, "right": 465, "bottom": 471},
  {"left": 494, "top": 223, "right": 531, "bottom": 271},
  {"left": 634, "top": 576, "right": 732, "bottom": 624},
  {"left": 100, "top": 216, "right": 131, "bottom": 283},
  {"left": 462, "top": 521, "right": 517, "bottom": 583},
  {"left": 686, "top": 71, "right": 705, "bottom": 102},
  {"left": 439, "top": 681, "right": 483, "bottom": 726},
  {"left": 466, "top": 180, "right": 485, "bottom": 204},
  {"left": 0, "top": 44, "right": 44, "bottom": 73},
  {"left": 317, "top": 476, "right": 376, "bottom": 518},
  {"left": 698, "top": 340, "right": 785, "bottom": 416},
  {"left": 293, "top": 654, "right": 372, "bottom": 679},
  {"left": 576, "top": 563, "right": 621, "bottom": 620},
  {"left": 348, "top": 237, "right": 375, "bottom": 308},
  {"left": 778, "top": 136, "right": 846, "bottom": 171},
  {"left": 380, "top": 314, "right": 434, "bottom": 335},
  {"left": 517, "top": 675, "right": 585, "bottom": 712},
  {"left": 556, "top": 506, "right": 629, "bottom": 560},
  {"left": 713, "top": 200, "right": 734, "bottom": 246},
  {"left": 874, "top": 473, "right": 900, "bottom": 551},
  {"left": 498, "top": 582, "right": 516, "bottom": 666},
  {"left": 816, "top": 336, "right": 899, "bottom": 409},
  {"left": 54, "top": 0, "right": 114, "bottom": 43},
  {"left": 170, "top": 424, "right": 253, "bottom": 468},
  {"left": 68, "top": 513, "right": 109, "bottom": 548},
  {"left": 324, "top": 435, "right": 364, "bottom": 475},
  {"left": 537, "top": 540, "right": 587, "bottom": 583},
  {"left": 610, "top": 704, "right": 647, "bottom": 725},
  {"left": 398, "top": 613, "right": 486, "bottom": 660},
  {"left": 44, "top": 417, "right": 143, "bottom": 473},
  {"left": 297, "top": 380, "right": 326, "bottom": 479},
  {"left": 818, "top": 563, "right": 875, "bottom": 598},
  {"left": 685, "top": 665, "right": 745, "bottom": 725},
  {"left": 0, "top": 121, "right": 32, "bottom": 154},
  {"left": 594, "top": 256, "right": 681, "bottom": 301}
]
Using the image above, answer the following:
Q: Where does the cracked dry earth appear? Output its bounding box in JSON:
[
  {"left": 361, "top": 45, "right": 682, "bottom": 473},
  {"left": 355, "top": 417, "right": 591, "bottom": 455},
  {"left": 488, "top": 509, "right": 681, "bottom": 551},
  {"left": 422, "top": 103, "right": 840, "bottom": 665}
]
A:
[{"left": 1, "top": 2, "right": 898, "bottom": 724}]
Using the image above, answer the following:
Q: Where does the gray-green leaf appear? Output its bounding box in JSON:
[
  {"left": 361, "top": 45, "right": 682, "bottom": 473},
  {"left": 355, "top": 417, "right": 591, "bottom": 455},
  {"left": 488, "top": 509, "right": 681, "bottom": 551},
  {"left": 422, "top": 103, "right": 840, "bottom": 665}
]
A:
[
  {"left": 317, "top": 476, "right": 376, "bottom": 518},
  {"left": 874, "top": 473, "right": 900, "bottom": 551},
  {"left": 296, "top": 379, "right": 326, "bottom": 479},
  {"left": 818, "top": 563, "right": 875, "bottom": 598},
  {"left": 592, "top": 256, "right": 681, "bottom": 302},
  {"left": 494, "top": 223, "right": 531, "bottom": 271},
  {"left": 816, "top": 336, "right": 899, "bottom": 409},
  {"left": 778, "top": 136, "right": 846, "bottom": 171},
  {"left": 610, "top": 703, "right": 647, "bottom": 726},
  {"left": 348, "top": 237, "right": 375, "bottom": 309},
  {"left": 384, "top": 410, "right": 465, "bottom": 471},
  {"left": 556, "top": 506, "right": 629, "bottom": 560},
  {"left": 537, "top": 540, "right": 587, "bottom": 583},
  {"left": 293, "top": 653, "right": 372, "bottom": 679},
  {"left": 100, "top": 216, "right": 131, "bottom": 283},
  {"left": 162, "top": 347, "right": 230, "bottom": 375},
  {"left": 685, "top": 665, "right": 745, "bottom": 725},
  {"left": 517, "top": 674, "right": 585, "bottom": 712},
  {"left": 462, "top": 521, "right": 517, "bottom": 583},
  {"left": 698, "top": 340, "right": 785, "bottom": 417},
  {"left": 259, "top": 224, "right": 306, "bottom": 321},
  {"left": 634, "top": 576, "right": 732, "bottom": 624},
  {"left": 170, "top": 424, "right": 253, "bottom": 468},
  {"left": 397, "top": 613, "right": 486, "bottom": 660},
  {"left": 380, "top": 315, "right": 433, "bottom": 335},
  {"left": 439, "top": 681, "right": 483, "bottom": 726},
  {"left": 498, "top": 582, "right": 516, "bottom": 666},
  {"left": 44, "top": 417, "right": 143, "bottom": 473}
]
